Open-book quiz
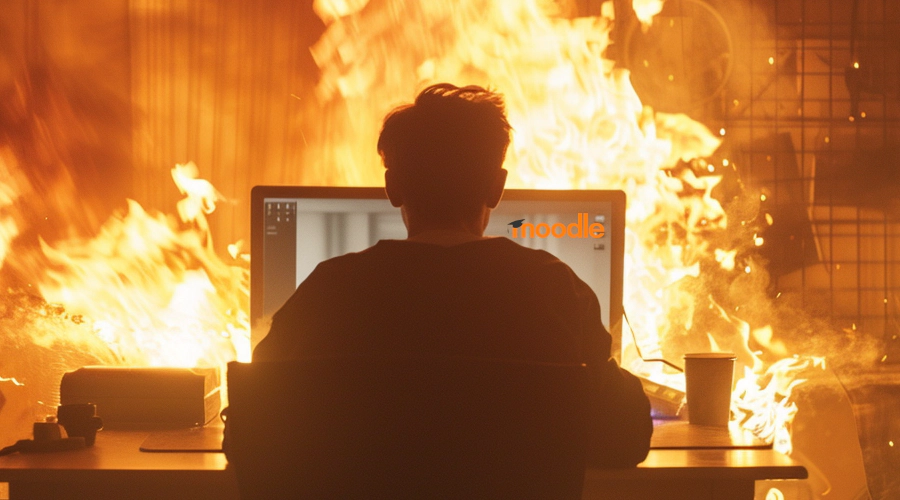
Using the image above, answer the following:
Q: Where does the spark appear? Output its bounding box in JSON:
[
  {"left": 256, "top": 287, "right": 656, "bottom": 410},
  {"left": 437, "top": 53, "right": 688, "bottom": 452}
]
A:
[{"left": 0, "top": 376, "right": 25, "bottom": 386}]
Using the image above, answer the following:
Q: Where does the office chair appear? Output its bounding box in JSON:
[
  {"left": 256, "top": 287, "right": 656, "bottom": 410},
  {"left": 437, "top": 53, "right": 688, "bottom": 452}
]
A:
[{"left": 224, "top": 356, "right": 589, "bottom": 499}]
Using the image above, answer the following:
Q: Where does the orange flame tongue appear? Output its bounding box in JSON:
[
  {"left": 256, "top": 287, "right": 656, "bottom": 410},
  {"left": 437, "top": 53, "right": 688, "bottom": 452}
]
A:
[
  {"left": 0, "top": 152, "right": 27, "bottom": 270},
  {"left": 20, "top": 166, "right": 249, "bottom": 367}
]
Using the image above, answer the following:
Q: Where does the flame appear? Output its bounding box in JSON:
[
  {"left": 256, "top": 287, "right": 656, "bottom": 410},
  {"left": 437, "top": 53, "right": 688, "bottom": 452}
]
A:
[
  {"left": 0, "top": 0, "right": 815, "bottom": 460},
  {"left": 172, "top": 162, "right": 223, "bottom": 239},
  {"left": 732, "top": 356, "right": 826, "bottom": 455},
  {"left": 307, "top": 1, "right": 727, "bottom": 369},
  {"left": 632, "top": 0, "right": 665, "bottom": 27},
  {"left": 307, "top": 0, "right": 810, "bottom": 454},
  {"left": 2, "top": 166, "right": 249, "bottom": 368},
  {"left": 0, "top": 152, "right": 25, "bottom": 269},
  {"left": 2, "top": 157, "right": 250, "bottom": 439}
]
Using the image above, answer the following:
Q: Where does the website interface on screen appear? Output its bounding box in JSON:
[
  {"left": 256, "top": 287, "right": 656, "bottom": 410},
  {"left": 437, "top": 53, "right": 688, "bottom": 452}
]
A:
[{"left": 261, "top": 197, "right": 615, "bottom": 330}]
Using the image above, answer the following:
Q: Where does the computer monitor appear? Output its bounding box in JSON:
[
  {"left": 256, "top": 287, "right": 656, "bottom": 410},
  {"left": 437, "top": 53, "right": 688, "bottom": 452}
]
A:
[{"left": 250, "top": 186, "right": 626, "bottom": 358}]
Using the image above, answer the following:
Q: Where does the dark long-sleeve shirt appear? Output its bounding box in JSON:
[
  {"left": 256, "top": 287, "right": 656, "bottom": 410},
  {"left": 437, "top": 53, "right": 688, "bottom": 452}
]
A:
[{"left": 254, "top": 237, "right": 652, "bottom": 467}]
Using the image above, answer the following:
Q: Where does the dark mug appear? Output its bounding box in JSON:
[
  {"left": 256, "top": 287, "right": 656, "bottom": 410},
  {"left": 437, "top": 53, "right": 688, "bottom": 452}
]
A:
[{"left": 57, "top": 403, "right": 103, "bottom": 446}]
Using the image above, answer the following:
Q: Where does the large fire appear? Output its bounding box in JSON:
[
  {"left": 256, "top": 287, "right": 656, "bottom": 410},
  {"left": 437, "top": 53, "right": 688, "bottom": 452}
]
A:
[
  {"left": 0, "top": 0, "right": 821, "bottom": 471},
  {"left": 306, "top": 0, "right": 815, "bottom": 449},
  {"left": 0, "top": 156, "right": 249, "bottom": 438},
  {"left": 2, "top": 161, "right": 249, "bottom": 368}
]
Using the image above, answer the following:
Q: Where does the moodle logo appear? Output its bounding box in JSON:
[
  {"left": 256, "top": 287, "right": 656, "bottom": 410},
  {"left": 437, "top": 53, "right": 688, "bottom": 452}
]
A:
[{"left": 507, "top": 213, "right": 605, "bottom": 239}]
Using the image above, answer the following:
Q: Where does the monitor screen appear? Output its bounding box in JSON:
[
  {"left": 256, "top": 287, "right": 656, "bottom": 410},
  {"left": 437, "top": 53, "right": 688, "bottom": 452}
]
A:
[{"left": 250, "top": 186, "right": 626, "bottom": 358}]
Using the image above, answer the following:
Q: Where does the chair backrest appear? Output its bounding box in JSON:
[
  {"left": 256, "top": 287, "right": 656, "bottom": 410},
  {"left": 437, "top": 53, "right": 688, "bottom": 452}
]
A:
[{"left": 224, "top": 356, "right": 588, "bottom": 499}]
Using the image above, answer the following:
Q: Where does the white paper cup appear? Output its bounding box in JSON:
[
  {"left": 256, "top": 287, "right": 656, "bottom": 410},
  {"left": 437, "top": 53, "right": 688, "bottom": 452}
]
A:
[{"left": 683, "top": 353, "right": 736, "bottom": 427}]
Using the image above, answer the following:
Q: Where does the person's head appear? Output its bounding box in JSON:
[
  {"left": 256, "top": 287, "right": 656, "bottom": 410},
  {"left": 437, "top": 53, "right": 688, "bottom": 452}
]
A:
[{"left": 377, "top": 83, "right": 512, "bottom": 233}]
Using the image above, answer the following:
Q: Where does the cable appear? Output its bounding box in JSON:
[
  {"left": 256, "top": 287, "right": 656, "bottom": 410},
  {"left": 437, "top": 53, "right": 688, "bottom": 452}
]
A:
[
  {"left": 622, "top": 307, "right": 684, "bottom": 372},
  {"left": 0, "top": 442, "right": 22, "bottom": 457},
  {"left": 0, "top": 437, "right": 87, "bottom": 456}
]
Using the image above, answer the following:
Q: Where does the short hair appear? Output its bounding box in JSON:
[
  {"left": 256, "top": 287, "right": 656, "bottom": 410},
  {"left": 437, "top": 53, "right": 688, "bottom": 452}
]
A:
[{"left": 377, "top": 83, "right": 512, "bottom": 224}]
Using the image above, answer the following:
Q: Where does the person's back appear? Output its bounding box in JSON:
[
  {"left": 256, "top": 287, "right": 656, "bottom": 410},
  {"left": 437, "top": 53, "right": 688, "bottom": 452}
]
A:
[
  {"left": 255, "top": 237, "right": 599, "bottom": 361},
  {"left": 253, "top": 83, "right": 652, "bottom": 467}
]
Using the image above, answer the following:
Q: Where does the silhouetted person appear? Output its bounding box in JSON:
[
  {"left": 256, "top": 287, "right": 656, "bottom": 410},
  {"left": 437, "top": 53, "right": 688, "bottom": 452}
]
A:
[{"left": 253, "top": 83, "right": 652, "bottom": 467}]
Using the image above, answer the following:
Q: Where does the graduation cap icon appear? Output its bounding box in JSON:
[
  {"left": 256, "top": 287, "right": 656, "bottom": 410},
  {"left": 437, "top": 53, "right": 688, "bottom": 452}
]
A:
[{"left": 508, "top": 219, "right": 526, "bottom": 229}]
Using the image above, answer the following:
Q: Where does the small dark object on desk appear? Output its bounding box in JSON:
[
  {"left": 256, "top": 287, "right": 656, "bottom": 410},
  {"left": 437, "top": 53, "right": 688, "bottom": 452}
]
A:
[
  {"left": 11, "top": 437, "right": 86, "bottom": 454},
  {"left": 0, "top": 421, "right": 86, "bottom": 457},
  {"left": 58, "top": 403, "right": 103, "bottom": 446},
  {"left": 639, "top": 376, "right": 685, "bottom": 419},
  {"left": 139, "top": 425, "right": 224, "bottom": 453}
]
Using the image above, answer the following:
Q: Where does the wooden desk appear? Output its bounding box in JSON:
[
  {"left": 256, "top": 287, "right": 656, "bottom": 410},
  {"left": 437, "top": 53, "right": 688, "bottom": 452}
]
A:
[
  {"left": 0, "top": 430, "right": 236, "bottom": 500},
  {"left": 0, "top": 423, "right": 806, "bottom": 500},
  {"left": 650, "top": 419, "right": 772, "bottom": 449},
  {"left": 585, "top": 420, "right": 805, "bottom": 500},
  {"left": 583, "top": 448, "right": 807, "bottom": 500}
]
